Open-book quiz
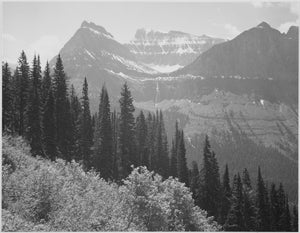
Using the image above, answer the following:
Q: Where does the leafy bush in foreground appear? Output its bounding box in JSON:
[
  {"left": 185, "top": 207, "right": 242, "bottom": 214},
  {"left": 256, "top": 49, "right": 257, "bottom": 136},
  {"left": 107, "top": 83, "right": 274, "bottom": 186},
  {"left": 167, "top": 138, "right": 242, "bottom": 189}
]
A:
[{"left": 2, "top": 135, "right": 220, "bottom": 231}]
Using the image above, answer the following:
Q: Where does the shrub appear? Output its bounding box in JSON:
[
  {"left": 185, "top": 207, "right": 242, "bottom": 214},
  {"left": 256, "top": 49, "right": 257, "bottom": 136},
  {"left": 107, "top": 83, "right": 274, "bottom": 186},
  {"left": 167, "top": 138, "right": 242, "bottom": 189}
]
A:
[{"left": 2, "top": 135, "right": 220, "bottom": 231}]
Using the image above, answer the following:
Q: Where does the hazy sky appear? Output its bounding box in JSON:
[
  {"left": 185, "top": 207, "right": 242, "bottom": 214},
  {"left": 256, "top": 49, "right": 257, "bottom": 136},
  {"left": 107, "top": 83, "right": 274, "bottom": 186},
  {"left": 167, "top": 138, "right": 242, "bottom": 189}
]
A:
[{"left": 2, "top": 1, "right": 299, "bottom": 66}]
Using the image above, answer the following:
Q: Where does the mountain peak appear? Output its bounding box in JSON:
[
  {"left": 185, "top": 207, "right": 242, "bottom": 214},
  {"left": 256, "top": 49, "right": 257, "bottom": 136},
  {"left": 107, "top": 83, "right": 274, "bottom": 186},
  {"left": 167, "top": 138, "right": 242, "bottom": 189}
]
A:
[
  {"left": 257, "top": 21, "right": 271, "bottom": 29},
  {"left": 286, "top": 25, "right": 299, "bottom": 39},
  {"left": 80, "top": 20, "right": 113, "bottom": 39}
]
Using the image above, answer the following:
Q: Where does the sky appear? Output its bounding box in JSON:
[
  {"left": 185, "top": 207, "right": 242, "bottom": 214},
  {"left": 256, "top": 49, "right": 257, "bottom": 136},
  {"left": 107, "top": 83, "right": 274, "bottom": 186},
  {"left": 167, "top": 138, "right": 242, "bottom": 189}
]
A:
[{"left": 2, "top": 1, "right": 299, "bottom": 67}]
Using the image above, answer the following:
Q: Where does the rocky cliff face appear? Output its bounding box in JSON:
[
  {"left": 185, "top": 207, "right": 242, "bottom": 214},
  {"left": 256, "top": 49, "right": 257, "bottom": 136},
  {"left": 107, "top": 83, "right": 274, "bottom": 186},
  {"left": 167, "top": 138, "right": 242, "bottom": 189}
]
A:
[{"left": 126, "top": 29, "right": 225, "bottom": 72}]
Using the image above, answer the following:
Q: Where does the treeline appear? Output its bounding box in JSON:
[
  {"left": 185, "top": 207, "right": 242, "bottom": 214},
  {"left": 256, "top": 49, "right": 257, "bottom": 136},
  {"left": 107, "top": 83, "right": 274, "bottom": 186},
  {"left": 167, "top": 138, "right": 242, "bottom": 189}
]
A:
[
  {"left": 2, "top": 51, "right": 187, "bottom": 182},
  {"left": 2, "top": 51, "right": 298, "bottom": 231}
]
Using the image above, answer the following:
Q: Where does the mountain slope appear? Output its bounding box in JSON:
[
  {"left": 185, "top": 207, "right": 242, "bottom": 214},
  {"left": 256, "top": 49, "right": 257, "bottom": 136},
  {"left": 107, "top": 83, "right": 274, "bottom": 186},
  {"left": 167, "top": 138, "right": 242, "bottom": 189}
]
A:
[
  {"left": 126, "top": 29, "right": 225, "bottom": 72},
  {"left": 175, "top": 22, "right": 298, "bottom": 81},
  {"left": 50, "top": 21, "right": 157, "bottom": 107}
]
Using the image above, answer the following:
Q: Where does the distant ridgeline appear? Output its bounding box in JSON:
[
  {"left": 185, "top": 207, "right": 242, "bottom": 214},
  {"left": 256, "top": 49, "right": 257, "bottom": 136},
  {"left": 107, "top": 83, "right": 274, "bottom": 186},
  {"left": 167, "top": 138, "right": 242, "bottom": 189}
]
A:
[{"left": 2, "top": 52, "right": 298, "bottom": 231}]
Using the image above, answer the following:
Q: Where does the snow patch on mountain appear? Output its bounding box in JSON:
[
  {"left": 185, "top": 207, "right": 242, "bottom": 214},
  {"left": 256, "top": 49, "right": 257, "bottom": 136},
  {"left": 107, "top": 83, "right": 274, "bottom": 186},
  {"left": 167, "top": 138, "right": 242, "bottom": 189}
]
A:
[
  {"left": 82, "top": 26, "right": 114, "bottom": 40},
  {"left": 98, "top": 50, "right": 158, "bottom": 74},
  {"left": 147, "top": 64, "right": 183, "bottom": 73},
  {"left": 104, "top": 69, "right": 140, "bottom": 83},
  {"left": 84, "top": 49, "right": 95, "bottom": 60}
]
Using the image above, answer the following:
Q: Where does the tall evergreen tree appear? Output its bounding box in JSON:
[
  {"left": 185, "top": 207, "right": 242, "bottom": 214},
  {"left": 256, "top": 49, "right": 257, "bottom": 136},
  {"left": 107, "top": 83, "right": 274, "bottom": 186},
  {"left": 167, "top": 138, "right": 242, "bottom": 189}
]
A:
[
  {"left": 177, "top": 130, "right": 189, "bottom": 186},
  {"left": 242, "top": 168, "right": 252, "bottom": 190},
  {"left": 220, "top": 164, "right": 232, "bottom": 225},
  {"left": 2, "top": 62, "right": 13, "bottom": 132},
  {"left": 190, "top": 161, "right": 200, "bottom": 201},
  {"left": 11, "top": 68, "right": 21, "bottom": 134},
  {"left": 270, "top": 183, "right": 280, "bottom": 231},
  {"left": 17, "top": 51, "right": 30, "bottom": 136},
  {"left": 242, "top": 169, "right": 257, "bottom": 231},
  {"left": 26, "top": 55, "right": 43, "bottom": 156},
  {"left": 153, "top": 110, "right": 169, "bottom": 178},
  {"left": 146, "top": 113, "right": 154, "bottom": 170},
  {"left": 70, "top": 85, "right": 81, "bottom": 161},
  {"left": 159, "top": 110, "right": 169, "bottom": 178},
  {"left": 135, "top": 111, "right": 148, "bottom": 166},
  {"left": 118, "top": 82, "right": 136, "bottom": 179},
  {"left": 111, "top": 109, "right": 119, "bottom": 180},
  {"left": 42, "top": 89, "right": 57, "bottom": 160},
  {"left": 256, "top": 167, "right": 271, "bottom": 231},
  {"left": 282, "top": 198, "right": 291, "bottom": 231},
  {"left": 169, "top": 121, "right": 179, "bottom": 178},
  {"left": 199, "top": 135, "right": 221, "bottom": 219},
  {"left": 292, "top": 205, "right": 298, "bottom": 232},
  {"left": 52, "top": 54, "right": 69, "bottom": 159},
  {"left": 41, "top": 61, "right": 52, "bottom": 106},
  {"left": 224, "top": 173, "right": 245, "bottom": 231},
  {"left": 79, "top": 78, "right": 93, "bottom": 167},
  {"left": 93, "top": 85, "right": 113, "bottom": 179},
  {"left": 64, "top": 98, "right": 77, "bottom": 161}
]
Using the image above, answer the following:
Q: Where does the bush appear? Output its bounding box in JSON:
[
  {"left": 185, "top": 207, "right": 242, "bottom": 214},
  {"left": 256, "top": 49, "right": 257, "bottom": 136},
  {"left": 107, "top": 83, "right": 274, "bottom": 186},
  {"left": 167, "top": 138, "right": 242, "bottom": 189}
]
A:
[{"left": 2, "top": 135, "right": 220, "bottom": 231}]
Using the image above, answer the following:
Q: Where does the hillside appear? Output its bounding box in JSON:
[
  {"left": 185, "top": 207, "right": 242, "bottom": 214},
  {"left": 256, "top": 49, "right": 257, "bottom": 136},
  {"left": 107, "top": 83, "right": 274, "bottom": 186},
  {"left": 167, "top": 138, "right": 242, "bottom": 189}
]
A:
[
  {"left": 175, "top": 22, "right": 298, "bottom": 82},
  {"left": 2, "top": 135, "right": 220, "bottom": 232}
]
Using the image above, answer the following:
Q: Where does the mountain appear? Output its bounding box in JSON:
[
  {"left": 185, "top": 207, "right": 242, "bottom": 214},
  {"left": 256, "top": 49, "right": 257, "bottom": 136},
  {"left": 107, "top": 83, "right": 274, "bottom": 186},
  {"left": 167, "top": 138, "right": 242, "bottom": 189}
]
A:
[
  {"left": 175, "top": 22, "right": 298, "bottom": 82},
  {"left": 126, "top": 29, "right": 225, "bottom": 73},
  {"left": 49, "top": 21, "right": 298, "bottom": 200},
  {"left": 50, "top": 21, "right": 158, "bottom": 107}
]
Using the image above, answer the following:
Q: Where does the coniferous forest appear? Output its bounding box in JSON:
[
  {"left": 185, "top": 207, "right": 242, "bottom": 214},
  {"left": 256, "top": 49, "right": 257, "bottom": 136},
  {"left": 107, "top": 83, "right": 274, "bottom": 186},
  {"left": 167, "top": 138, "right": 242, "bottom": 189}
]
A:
[{"left": 2, "top": 51, "right": 298, "bottom": 231}]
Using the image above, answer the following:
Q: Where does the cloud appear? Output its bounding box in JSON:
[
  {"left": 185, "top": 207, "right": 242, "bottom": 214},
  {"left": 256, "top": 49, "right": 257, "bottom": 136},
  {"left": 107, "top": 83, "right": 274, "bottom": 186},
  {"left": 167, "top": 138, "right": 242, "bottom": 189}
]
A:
[
  {"left": 3, "top": 33, "right": 17, "bottom": 42},
  {"left": 250, "top": 1, "right": 273, "bottom": 8},
  {"left": 224, "top": 24, "right": 241, "bottom": 39},
  {"left": 278, "top": 2, "right": 299, "bottom": 33},
  {"left": 26, "top": 35, "right": 61, "bottom": 66},
  {"left": 278, "top": 20, "right": 299, "bottom": 33}
]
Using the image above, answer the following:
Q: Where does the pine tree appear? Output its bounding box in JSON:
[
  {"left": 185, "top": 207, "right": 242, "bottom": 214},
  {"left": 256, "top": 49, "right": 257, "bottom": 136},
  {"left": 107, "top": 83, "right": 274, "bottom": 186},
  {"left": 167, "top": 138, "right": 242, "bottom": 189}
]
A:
[
  {"left": 256, "top": 167, "right": 270, "bottom": 231},
  {"left": 283, "top": 198, "right": 292, "bottom": 231},
  {"left": 199, "top": 135, "right": 221, "bottom": 219},
  {"left": 41, "top": 61, "right": 52, "bottom": 106},
  {"left": 42, "top": 89, "right": 57, "bottom": 160},
  {"left": 11, "top": 68, "right": 21, "bottom": 134},
  {"left": 170, "top": 139, "right": 177, "bottom": 178},
  {"left": 153, "top": 110, "right": 169, "bottom": 177},
  {"left": 242, "top": 169, "right": 257, "bottom": 231},
  {"left": 70, "top": 85, "right": 81, "bottom": 161},
  {"left": 270, "top": 183, "right": 280, "bottom": 231},
  {"left": 170, "top": 121, "right": 179, "bottom": 177},
  {"left": 292, "top": 205, "right": 298, "bottom": 232},
  {"left": 135, "top": 111, "right": 148, "bottom": 166},
  {"left": 220, "top": 164, "right": 231, "bottom": 225},
  {"left": 26, "top": 55, "right": 43, "bottom": 156},
  {"left": 93, "top": 85, "right": 113, "bottom": 179},
  {"left": 242, "top": 168, "right": 252, "bottom": 190},
  {"left": 118, "top": 82, "right": 136, "bottom": 179},
  {"left": 190, "top": 161, "right": 200, "bottom": 201},
  {"left": 2, "top": 62, "right": 13, "bottom": 132},
  {"left": 277, "top": 183, "right": 287, "bottom": 231},
  {"left": 177, "top": 130, "right": 189, "bottom": 186},
  {"left": 52, "top": 54, "right": 69, "bottom": 159},
  {"left": 111, "top": 109, "right": 119, "bottom": 180},
  {"left": 17, "top": 51, "right": 30, "bottom": 136},
  {"left": 79, "top": 78, "right": 93, "bottom": 168},
  {"left": 146, "top": 113, "right": 154, "bottom": 170},
  {"left": 159, "top": 110, "right": 169, "bottom": 178},
  {"left": 224, "top": 173, "right": 245, "bottom": 231}
]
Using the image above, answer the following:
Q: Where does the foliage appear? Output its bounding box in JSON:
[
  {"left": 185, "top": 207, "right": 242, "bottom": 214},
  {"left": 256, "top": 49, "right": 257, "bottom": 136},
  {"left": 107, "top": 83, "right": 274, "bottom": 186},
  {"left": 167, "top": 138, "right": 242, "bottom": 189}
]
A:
[{"left": 2, "top": 135, "right": 220, "bottom": 231}]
